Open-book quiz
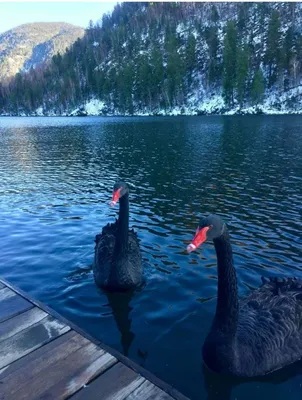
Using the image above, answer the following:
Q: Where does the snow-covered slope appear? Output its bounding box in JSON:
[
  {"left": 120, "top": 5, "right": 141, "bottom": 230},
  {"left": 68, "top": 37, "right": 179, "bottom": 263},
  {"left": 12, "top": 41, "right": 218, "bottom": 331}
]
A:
[
  {"left": 2, "top": 3, "right": 302, "bottom": 116},
  {"left": 35, "top": 88, "right": 302, "bottom": 117}
]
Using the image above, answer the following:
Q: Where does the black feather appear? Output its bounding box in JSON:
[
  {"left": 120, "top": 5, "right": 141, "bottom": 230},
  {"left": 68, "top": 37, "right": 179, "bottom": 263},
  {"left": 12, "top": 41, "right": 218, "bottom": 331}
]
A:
[
  {"left": 197, "top": 214, "right": 302, "bottom": 378},
  {"left": 93, "top": 183, "right": 143, "bottom": 291}
]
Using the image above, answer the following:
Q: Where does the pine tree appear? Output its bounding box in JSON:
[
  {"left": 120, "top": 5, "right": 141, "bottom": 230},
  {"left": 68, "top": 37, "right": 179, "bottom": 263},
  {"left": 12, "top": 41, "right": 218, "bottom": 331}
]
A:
[
  {"left": 210, "top": 5, "right": 219, "bottom": 24},
  {"left": 118, "top": 63, "right": 134, "bottom": 113},
  {"left": 150, "top": 46, "right": 164, "bottom": 106},
  {"left": 283, "top": 26, "right": 295, "bottom": 88},
  {"left": 265, "top": 10, "right": 282, "bottom": 87},
  {"left": 205, "top": 27, "right": 220, "bottom": 85},
  {"left": 87, "top": 20, "right": 94, "bottom": 31},
  {"left": 237, "top": 3, "right": 252, "bottom": 36},
  {"left": 136, "top": 55, "right": 152, "bottom": 107},
  {"left": 223, "top": 21, "right": 237, "bottom": 106},
  {"left": 185, "top": 33, "right": 197, "bottom": 88},
  {"left": 236, "top": 45, "right": 249, "bottom": 106},
  {"left": 165, "top": 33, "right": 184, "bottom": 106},
  {"left": 284, "top": 27, "right": 295, "bottom": 73},
  {"left": 2, "top": 2, "right": 302, "bottom": 115},
  {"left": 293, "top": 34, "right": 302, "bottom": 86},
  {"left": 0, "top": 83, "right": 4, "bottom": 111},
  {"left": 251, "top": 69, "right": 265, "bottom": 105}
]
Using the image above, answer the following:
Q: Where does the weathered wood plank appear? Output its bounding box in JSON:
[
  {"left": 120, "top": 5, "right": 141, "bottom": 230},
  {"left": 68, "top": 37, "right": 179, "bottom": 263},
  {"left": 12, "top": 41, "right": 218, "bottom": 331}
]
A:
[
  {"left": 0, "top": 287, "right": 15, "bottom": 301},
  {"left": 0, "top": 277, "right": 100, "bottom": 345},
  {"left": 0, "top": 291, "right": 33, "bottom": 323},
  {"left": 71, "top": 362, "right": 145, "bottom": 400},
  {"left": 3, "top": 341, "right": 117, "bottom": 400},
  {"left": 38, "top": 348, "right": 117, "bottom": 400},
  {"left": 0, "top": 278, "right": 189, "bottom": 400},
  {"left": 125, "top": 380, "right": 173, "bottom": 400},
  {"left": 0, "top": 331, "right": 88, "bottom": 397},
  {"left": 0, "top": 307, "right": 47, "bottom": 343},
  {"left": 0, "top": 314, "right": 69, "bottom": 369},
  {"left": 0, "top": 330, "right": 77, "bottom": 380},
  {"left": 96, "top": 338, "right": 190, "bottom": 400}
]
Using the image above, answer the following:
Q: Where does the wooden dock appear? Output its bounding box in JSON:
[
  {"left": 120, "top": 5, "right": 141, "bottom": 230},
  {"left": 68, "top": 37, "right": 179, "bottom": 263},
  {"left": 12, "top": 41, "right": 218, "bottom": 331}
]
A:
[{"left": 0, "top": 278, "right": 189, "bottom": 400}]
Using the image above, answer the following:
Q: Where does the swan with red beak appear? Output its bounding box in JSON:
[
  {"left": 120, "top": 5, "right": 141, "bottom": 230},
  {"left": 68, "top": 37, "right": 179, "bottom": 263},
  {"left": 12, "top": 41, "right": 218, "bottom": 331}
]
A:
[
  {"left": 186, "top": 214, "right": 225, "bottom": 253},
  {"left": 187, "top": 226, "right": 211, "bottom": 253},
  {"left": 186, "top": 214, "right": 302, "bottom": 378},
  {"left": 93, "top": 181, "right": 143, "bottom": 291},
  {"left": 110, "top": 186, "right": 122, "bottom": 207}
]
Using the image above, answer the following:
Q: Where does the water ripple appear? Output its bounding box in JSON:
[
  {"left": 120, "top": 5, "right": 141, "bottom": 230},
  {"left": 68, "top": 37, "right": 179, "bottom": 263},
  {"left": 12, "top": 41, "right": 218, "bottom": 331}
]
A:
[{"left": 0, "top": 115, "right": 302, "bottom": 400}]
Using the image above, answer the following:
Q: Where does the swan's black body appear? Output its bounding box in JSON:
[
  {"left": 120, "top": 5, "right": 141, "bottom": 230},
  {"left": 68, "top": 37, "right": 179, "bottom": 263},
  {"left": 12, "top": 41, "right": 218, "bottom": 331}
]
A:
[
  {"left": 93, "top": 182, "right": 142, "bottom": 291},
  {"left": 188, "top": 215, "right": 302, "bottom": 377}
]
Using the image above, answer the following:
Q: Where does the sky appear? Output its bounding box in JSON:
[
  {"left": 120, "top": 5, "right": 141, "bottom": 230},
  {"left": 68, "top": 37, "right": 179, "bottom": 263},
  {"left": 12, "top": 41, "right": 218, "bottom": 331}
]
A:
[{"left": 0, "top": 1, "right": 117, "bottom": 33}]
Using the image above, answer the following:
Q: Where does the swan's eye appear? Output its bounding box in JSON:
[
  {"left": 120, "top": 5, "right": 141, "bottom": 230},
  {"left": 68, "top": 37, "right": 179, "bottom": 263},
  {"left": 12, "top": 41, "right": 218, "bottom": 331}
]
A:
[{"left": 208, "top": 225, "right": 213, "bottom": 230}]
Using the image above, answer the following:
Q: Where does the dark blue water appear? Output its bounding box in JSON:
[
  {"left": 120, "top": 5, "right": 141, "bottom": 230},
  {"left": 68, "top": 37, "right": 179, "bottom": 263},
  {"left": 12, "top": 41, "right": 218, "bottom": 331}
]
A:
[{"left": 0, "top": 116, "right": 301, "bottom": 400}]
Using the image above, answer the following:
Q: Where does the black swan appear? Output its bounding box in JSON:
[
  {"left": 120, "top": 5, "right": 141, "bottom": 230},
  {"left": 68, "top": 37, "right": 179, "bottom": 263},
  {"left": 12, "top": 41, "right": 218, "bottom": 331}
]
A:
[
  {"left": 187, "top": 214, "right": 302, "bottom": 377},
  {"left": 93, "top": 182, "right": 142, "bottom": 291}
]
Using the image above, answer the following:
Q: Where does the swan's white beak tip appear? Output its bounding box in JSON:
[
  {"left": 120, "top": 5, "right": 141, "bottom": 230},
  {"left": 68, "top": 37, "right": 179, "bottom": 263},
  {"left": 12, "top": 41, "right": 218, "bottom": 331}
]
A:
[
  {"left": 187, "top": 243, "right": 196, "bottom": 253},
  {"left": 109, "top": 201, "right": 117, "bottom": 207}
]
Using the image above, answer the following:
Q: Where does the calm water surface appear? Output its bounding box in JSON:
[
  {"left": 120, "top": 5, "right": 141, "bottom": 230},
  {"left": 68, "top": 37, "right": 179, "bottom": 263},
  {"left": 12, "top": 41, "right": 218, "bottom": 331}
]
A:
[{"left": 0, "top": 116, "right": 302, "bottom": 399}]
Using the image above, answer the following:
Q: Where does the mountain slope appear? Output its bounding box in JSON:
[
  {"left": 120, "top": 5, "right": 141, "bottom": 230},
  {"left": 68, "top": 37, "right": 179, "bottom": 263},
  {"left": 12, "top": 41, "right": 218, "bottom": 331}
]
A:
[
  {"left": 1, "top": 3, "right": 302, "bottom": 115},
  {"left": 0, "top": 22, "right": 84, "bottom": 81}
]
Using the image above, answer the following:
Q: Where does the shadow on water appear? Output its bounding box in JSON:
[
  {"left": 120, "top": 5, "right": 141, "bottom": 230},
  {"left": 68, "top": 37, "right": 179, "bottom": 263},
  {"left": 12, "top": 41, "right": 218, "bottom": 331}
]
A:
[
  {"left": 102, "top": 289, "right": 136, "bottom": 357},
  {"left": 203, "top": 360, "right": 302, "bottom": 400}
]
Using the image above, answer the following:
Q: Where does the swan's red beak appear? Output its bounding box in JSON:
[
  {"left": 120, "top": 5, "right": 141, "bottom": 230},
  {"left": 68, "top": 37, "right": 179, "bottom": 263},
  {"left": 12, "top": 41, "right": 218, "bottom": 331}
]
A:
[
  {"left": 187, "top": 226, "right": 209, "bottom": 253},
  {"left": 110, "top": 187, "right": 122, "bottom": 207}
]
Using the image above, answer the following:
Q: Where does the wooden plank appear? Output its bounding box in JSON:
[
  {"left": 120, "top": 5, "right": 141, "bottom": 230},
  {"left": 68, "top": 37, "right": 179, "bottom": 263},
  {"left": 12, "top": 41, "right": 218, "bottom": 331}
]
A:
[
  {"left": 71, "top": 362, "right": 145, "bottom": 400},
  {"left": 0, "top": 314, "right": 69, "bottom": 369},
  {"left": 0, "top": 287, "right": 15, "bottom": 301},
  {"left": 37, "top": 348, "right": 117, "bottom": 400},
  {"left": 0, "top": 307, "right": 47, "bottom": 343},
  {"left": 0, "top": 330, "right": 77, "bottom": 379},
  {"left": 0, "top": 331, "right": 87, "bottom": 396},
  {"left": 125, "top": 380, "right": 173, "bottom": 399},
  {"left": 0, "top": 278, "right": 100, "bottom": 346},
  {"left": 97, "top": 342, "right": 190, "bottom": 400},
  {"left": 0, "top": 278, "right": 189, "bottom": 400},
  {"left": 0, "top": 291, "right": 33, "bottom": 323},
  {"left": 3, "top": 341, "right": 117, "bottom": 400}
]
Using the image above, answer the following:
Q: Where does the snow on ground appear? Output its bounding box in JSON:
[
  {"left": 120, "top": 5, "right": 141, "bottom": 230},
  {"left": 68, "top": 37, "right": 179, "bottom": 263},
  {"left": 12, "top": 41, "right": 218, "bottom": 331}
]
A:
[
  {"left": 253, "top": 35, "right": 262, "bottom": 45},
  {"left": 176, "top": 23, "right": 186, "bottom": 34},
  {"left": 84, "top": 99, "right": 105, "bottom": 115},
  {"left": 141, "top": 32, "right": 148, "bottom": 42},
  {"left": 69, "top": 99, "right": 105, "bottom": 116},
  {"left": 4, "top": 85, "right": 302, "bottom": 117},
  {"left": 35, "top": 106, "right": 44, "bottom": 116},
  {"left": 192, "top": 29, "right": 198, "bottom": 39},
  {"left": 197, "top": 95, "right": 225, "bottom": 114}
]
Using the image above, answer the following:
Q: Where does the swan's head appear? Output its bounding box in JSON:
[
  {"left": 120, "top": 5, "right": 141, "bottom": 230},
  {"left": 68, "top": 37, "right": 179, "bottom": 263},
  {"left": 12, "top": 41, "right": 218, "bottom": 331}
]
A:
[
  {"left": 187, "top": 214, "right": 225, "bottom": 253},
  {"left": 110, "top": 181, "right": 129, "bottom": 207}
]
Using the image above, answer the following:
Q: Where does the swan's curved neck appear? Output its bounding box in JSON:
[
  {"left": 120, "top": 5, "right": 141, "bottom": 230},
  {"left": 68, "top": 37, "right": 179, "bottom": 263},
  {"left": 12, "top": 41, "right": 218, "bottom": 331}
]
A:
[
  {"left": 212, "top": 226, "right": 238, "bottom": 335},
  {"left": 115, "top": 192, "right": 129, "bottom": 255}
]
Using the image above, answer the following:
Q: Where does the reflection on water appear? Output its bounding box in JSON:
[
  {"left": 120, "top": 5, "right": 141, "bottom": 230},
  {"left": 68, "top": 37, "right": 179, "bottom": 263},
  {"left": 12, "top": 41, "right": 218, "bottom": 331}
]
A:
[
  {"left": 104, "top": 290, "right": 135, "bottom": 357},
  {"left": 0, "top": 116, "right": 302, "bottom": 400},
  {"left": 204, "top": 360, "right": 302, "bottom": 400}
]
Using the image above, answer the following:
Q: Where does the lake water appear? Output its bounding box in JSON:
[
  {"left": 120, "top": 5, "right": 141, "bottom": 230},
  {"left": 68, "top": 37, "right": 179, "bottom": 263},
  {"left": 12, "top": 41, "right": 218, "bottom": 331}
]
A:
[{"left": 0, "top": 116, "right": 301, "bottom": 400}]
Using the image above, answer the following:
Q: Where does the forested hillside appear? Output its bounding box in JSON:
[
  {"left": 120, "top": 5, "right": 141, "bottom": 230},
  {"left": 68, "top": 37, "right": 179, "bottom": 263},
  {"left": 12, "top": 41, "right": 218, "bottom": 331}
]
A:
[
  {"left": 0, "top": 23, "right": 84, "bottom": 81},
  {"left": 1, "top": 2, "right": 302, "bottom": 116}
]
